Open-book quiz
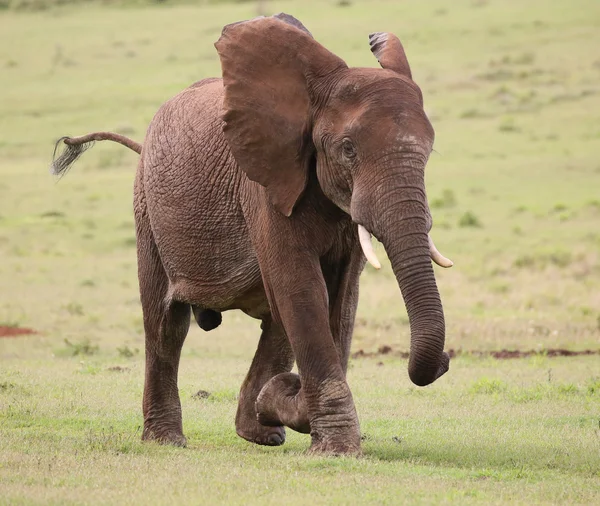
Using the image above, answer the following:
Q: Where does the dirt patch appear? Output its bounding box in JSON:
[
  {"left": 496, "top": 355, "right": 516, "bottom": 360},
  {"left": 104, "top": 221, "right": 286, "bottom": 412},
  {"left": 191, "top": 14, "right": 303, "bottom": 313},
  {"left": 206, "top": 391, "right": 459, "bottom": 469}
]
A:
[
  {"left": 192, "top": 390, "right": 211, "bottom": 400},
  {"left": 0, "top": 326, "right": 36, "bottom": 338},
  {"left": 351, "top": 346, "right": 600, "bottom": 360},
  {"left": 484, "top": 349, "right": 599, "bottom": 359}
]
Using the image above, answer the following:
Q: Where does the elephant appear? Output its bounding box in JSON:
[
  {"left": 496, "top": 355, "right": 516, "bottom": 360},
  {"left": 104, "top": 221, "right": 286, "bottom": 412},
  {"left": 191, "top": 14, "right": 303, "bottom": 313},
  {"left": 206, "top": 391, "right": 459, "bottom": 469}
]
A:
[{"left": 50, "top": 13, "right": 453, "bottom": 455}]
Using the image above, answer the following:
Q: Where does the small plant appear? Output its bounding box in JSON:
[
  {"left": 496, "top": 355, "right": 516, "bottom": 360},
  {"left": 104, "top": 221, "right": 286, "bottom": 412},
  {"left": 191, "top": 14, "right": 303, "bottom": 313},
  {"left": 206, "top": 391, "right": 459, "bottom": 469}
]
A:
[
  {"left": 514, "top": 251, "right": 572, "bottom": 269},
  {"left": 470, "top": 377, "right": 507, "bottom": 395},
  {"left": 498, "top": 119, "right": 520, "bottom": 132},
  {"left": 489, "top": 282, "right": 510, "bottom": 294},
  {"left": 78, "top": 363, "right": 101, "bottom": 375},
  {"left": 122, "top": 237, "right": 136, "bottom": 247},
  {"left": 514, "top": 255, "right": 536, "bottom": 268},
  {"left": 587, "top": 377, "right": 600, "bottom": 395},
  {"left": 460, "top": 108, "right": 485, "bottom": 119},
  {"left": 497, "top": 52, "right": 535, "bottom": 66},
  {"left": 82, "top": 218, "right": 97, "bottom": 229},
  {"left": 587, "top": 199, "right": 600, "bottom": 209},
  {"left": 458, "top": 211, "right": 482, "bottom": 228},
  {"left": 431, "top": 189, "right": 457, "bottom": 209},
  {"left": 84, "top": 427, "right": 140, "bottom": 455},
  {"left": 557, "top": 383, "right": 579, "bottom": 395},
  {"left": 547, "top": 251, "right": 572, "bottom": 268},
  {"left": 64, "top": 302, "right": 84, "bottom": 316},
  {"left": 0, "top": 320, "right": 20, "bottom": 328},
  {"left": 40, "top": 210, "right": 65, "bottom": 218},
  {"left": 207, "top": 389, "right": 238, "bottom": 402},
  {"left": 64, "top": 338, "right": 99, "bottom": 357},
  {"left": 510, "top": 384, "right": 545, "bottom": 402},
  {"left": 116, "top": 346, "right": 139, "bottom": 358},
  {"left": 478, "top": 68, "right": 513, "bottom": 82}
]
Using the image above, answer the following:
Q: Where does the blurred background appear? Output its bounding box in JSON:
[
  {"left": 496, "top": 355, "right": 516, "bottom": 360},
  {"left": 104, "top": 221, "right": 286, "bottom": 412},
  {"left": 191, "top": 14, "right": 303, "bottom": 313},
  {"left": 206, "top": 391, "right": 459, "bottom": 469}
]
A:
[{"left": 0, "top": 0, "right": 599, "bottom": 359}]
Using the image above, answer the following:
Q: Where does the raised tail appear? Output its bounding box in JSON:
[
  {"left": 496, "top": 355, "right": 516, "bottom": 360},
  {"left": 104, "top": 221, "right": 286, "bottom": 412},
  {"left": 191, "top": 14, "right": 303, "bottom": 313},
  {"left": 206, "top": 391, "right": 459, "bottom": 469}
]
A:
[{"left": 50, "top": 132, "right": 142, "bottom": 178}]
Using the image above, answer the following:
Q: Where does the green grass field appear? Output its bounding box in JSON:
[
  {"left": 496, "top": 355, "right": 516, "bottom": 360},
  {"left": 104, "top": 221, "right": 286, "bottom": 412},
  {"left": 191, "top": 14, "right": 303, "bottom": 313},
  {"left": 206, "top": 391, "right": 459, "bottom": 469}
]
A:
[{"left": 1, "top": 0, "right": 599, "bottom": 503}]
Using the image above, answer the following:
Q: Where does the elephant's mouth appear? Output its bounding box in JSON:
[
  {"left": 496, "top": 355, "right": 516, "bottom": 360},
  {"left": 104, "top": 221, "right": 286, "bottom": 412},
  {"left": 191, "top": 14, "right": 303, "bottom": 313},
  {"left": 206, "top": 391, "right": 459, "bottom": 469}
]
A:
[{"left": 356, "top": 224, "right": 453, "bottom": 270}]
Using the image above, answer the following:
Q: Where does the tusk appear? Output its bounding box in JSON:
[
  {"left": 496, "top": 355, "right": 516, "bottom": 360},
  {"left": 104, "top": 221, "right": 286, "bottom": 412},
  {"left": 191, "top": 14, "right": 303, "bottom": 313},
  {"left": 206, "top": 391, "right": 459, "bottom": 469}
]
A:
[
  {"left": 358, "top": 225, "right": 381, "bottom": 270},
  {"left": 429, "top": 235, "right": 453, "bottom": 268}
]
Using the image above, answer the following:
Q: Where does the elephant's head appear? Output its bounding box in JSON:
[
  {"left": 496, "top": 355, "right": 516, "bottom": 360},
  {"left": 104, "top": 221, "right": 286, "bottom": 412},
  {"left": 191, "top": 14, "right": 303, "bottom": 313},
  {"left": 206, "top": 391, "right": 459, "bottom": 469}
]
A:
[{"left": 215, "top": 14, "right": 451, "bottom": 386}]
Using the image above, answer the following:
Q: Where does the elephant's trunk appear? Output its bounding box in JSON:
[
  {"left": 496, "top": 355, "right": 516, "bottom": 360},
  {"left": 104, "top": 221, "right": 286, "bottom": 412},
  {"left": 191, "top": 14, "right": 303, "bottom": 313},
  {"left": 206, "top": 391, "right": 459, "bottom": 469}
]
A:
[
  {"left": 383, "top": 228, "right": 449, "bottom": 386},
  {"left": 353, "top": 176, "right": 449, "bottom": 387}
]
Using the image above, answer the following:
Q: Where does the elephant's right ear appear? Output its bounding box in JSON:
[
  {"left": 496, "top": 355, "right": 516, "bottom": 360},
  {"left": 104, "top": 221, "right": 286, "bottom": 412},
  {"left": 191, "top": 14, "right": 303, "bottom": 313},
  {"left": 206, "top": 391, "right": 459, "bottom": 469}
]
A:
[{"left": 215, "top": 15, "right": 346, "bottom": 216}]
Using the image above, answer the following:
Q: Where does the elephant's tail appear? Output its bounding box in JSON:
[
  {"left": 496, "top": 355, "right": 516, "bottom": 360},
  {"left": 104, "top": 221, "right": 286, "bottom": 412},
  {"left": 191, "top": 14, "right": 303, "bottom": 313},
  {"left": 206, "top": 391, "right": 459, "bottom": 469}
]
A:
[{"left": 50, "top": 132, "right": 142, "bottom": 178}]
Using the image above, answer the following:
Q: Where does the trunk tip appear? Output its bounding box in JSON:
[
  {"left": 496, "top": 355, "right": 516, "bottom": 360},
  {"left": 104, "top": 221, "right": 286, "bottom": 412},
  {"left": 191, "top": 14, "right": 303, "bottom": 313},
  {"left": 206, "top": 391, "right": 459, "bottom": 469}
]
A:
[{"left": 409, "top": 352, "right": 450, "bottom": 386}]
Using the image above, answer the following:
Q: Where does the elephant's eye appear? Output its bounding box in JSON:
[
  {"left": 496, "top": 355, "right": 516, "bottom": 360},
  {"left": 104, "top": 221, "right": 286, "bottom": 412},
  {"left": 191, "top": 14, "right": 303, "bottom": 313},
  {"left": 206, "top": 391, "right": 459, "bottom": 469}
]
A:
[{"left": 341, "top": 138, "right": 356, "bottom": 159}]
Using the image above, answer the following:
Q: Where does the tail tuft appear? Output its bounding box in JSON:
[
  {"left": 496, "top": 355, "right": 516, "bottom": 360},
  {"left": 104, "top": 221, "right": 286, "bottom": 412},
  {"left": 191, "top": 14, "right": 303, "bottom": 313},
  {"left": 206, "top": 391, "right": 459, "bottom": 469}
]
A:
[{"left": 50, "top": 137, "right": 95, "bottom": 178}]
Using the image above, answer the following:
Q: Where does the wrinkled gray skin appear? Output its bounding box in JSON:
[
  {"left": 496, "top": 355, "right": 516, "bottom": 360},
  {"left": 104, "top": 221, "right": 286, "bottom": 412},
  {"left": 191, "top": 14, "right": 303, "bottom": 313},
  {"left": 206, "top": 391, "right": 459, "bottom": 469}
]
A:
[{"left": 52, "top": 14, "right": 450, "bottom": 455}]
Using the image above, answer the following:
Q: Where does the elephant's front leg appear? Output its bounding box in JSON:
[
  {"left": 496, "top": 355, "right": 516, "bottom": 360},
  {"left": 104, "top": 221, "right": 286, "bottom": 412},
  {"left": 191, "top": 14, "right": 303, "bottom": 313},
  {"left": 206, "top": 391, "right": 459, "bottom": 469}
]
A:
[
  {"left": 325, "top": 246, "right": 364, "bottom": 374},
  {"left": 255, "top": 250, "right": 361, "bottom": 454},
  {"left": 256, "top": 247, "right": 364, "bottom": 439},
  {"left": 235, "top": 317, "right": 295, "bottom": 446}
]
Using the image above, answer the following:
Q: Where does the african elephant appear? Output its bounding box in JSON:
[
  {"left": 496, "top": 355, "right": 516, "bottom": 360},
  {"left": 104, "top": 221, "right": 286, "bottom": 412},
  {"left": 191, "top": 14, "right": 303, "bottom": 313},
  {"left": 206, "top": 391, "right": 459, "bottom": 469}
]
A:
[{"left": 50, "top": 13, "right": 452, "bottom": 455}]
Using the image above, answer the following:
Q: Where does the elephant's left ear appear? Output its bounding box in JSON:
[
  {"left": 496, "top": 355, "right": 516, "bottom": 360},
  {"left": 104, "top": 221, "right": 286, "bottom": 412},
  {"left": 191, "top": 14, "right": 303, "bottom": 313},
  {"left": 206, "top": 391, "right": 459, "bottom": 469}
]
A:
[
  {"left": 368, "top": 32, "right": 412, "bottom": 79},
  {"left": 215, "top": 15, "right": 346, "bottom": 216}
]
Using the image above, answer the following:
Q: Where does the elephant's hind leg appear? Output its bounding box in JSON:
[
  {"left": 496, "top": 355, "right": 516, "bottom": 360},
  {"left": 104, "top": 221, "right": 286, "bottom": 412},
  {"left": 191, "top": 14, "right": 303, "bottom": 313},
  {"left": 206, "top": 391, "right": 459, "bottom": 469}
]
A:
[
  {"left": 136, "top": 186, "right": 190, "bottom": 446},
  {"left": 235, "top": 317, "right": 294, "bottom": 446},
  {"left": 141, "top": 296, "right": 190, "bottom": 446}
]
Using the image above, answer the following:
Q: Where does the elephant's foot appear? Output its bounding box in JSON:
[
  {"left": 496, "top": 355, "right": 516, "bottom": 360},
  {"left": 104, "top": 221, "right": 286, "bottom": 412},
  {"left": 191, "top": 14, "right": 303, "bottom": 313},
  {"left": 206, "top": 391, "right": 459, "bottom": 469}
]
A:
[
  {"left": 236, "top": 386, "right": 287, "bottom": 446},
  {"left": 236, "top": 419, "right": 286, "bottom": 446},
  {"left": 256, "top": 372, "right": 310, "bottom": 434},
  {"left": 308, "top": 435, "right": 362, "bottom": 456},
  {"left": 307, "top": 418, "right": 361, "bottom": 456},
  {"left": 256, "top": 374, "right": 361, "bottom": 455},
  {"left": 142, "top": 426, "right": 187, "bottom": 447},
  {"left": 307, "top": 378, "right": 362, "bottom": 456}
]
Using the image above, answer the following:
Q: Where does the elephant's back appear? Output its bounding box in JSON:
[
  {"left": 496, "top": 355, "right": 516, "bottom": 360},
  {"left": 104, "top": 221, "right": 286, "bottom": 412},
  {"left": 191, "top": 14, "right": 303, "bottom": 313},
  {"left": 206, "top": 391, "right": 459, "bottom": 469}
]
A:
[
  {"left": 144, "top": 78, "right": 233, "bottom": 176},
  {"left": 140, "top": 78, "right": 260, "bottom": 305}
]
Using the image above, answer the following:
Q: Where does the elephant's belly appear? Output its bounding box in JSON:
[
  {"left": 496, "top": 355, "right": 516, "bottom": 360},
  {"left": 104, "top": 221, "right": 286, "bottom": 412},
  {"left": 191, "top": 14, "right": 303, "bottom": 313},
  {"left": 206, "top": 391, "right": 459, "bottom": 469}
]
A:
[
  {"left": 170, "top": 272, "right": 269, "bottom": 319},
  {"left": 149, "top": 201, "right": 264, "bottom": 312}
]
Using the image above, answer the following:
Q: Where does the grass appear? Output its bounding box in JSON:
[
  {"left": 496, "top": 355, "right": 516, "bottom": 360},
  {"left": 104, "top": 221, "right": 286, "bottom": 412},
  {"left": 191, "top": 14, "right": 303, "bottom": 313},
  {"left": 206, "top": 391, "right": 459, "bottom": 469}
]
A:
[
  {"left": 1, "top": 0, "right": 599, "bottom": 503},
  {"left": 1, "top": 353, "right": 599, "bottom": 504}
]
